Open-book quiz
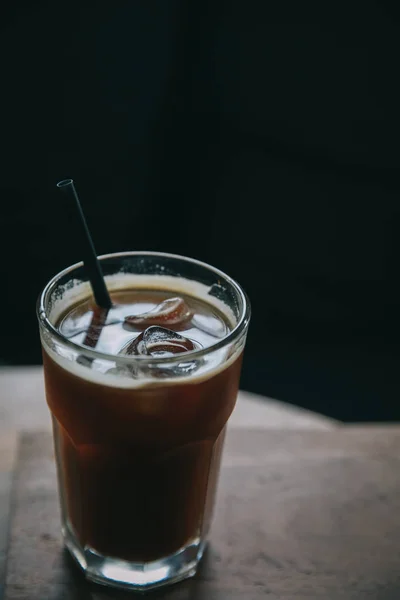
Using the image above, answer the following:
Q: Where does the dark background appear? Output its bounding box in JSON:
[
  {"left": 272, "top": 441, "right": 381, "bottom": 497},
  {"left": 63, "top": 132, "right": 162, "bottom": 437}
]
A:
[{"left": 2, "top": 1, "right": 400, "bottom": 421}]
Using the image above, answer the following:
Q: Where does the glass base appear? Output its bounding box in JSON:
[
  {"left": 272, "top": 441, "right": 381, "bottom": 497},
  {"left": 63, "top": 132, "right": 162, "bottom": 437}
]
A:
[{"left": 63, "top": 523, "right": 206, "bottom": 591}]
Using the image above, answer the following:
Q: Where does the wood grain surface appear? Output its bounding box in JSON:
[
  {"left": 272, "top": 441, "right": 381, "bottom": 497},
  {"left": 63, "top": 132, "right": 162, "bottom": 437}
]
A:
[{"left": 4, "top": 429, "right": 400, "bottom": 599}]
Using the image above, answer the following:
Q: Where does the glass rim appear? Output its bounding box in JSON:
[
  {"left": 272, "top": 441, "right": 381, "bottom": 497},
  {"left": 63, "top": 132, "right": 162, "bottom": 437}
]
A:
[{"left": 37, "top": 251, "right": 251, "bottom": 365}]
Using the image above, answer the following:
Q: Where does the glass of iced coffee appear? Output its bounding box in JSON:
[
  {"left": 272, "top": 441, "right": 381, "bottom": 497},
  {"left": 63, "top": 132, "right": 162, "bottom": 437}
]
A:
[{"left": 37, "top": 251, "right": 250, "bottom": 591}]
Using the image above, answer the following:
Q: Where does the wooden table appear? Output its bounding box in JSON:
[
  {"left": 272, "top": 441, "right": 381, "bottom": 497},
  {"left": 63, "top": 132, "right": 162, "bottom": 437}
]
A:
[{"left": 2, "top": 368, "right": 400, "bottom": 599}]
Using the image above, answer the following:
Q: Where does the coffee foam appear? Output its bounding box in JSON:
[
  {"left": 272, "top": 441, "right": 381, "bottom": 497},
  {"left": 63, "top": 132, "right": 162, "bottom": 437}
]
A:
[
  {"left": 42, "top": 342, "right": 242, "bottom": 389},
  {"left": 49, "top": 273, "right": 236, "bottom": 326},
  {"left": 43, "top": 273, "right": 242, "bottom": 389}
]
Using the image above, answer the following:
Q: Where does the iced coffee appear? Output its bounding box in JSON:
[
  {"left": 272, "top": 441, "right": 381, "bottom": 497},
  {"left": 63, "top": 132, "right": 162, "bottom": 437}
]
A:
[{"left": 37, "top": 252, "right": 250, "bottom": 591}]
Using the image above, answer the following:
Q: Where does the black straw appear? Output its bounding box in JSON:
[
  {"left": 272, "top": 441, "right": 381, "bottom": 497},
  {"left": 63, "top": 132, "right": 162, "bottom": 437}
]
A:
[{"left": 57, "top": 179, "right": 112, "bottom": 309}]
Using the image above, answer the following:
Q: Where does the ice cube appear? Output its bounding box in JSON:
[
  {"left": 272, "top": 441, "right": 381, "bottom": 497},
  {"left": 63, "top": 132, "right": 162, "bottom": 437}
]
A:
[
  {"left": 123, "top": 326, "right": 198, "bottom": 357},
  {"left": 123, "top": 331, "right": 147, "bottom": 356},
  {"left": 124, "top": 297, "right": 193, "bottom": 330}
]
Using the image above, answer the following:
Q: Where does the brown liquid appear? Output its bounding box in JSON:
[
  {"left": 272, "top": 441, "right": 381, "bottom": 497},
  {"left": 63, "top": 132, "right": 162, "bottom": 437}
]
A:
[{"left": 43, "top": 289, "right": 242, "bottom": 562}]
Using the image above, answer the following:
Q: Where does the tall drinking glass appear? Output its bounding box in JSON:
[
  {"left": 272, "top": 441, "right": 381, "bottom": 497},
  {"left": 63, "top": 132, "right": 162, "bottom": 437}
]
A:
[{"left": 37, "top": 252, "right": 250, "bottom": 591}]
